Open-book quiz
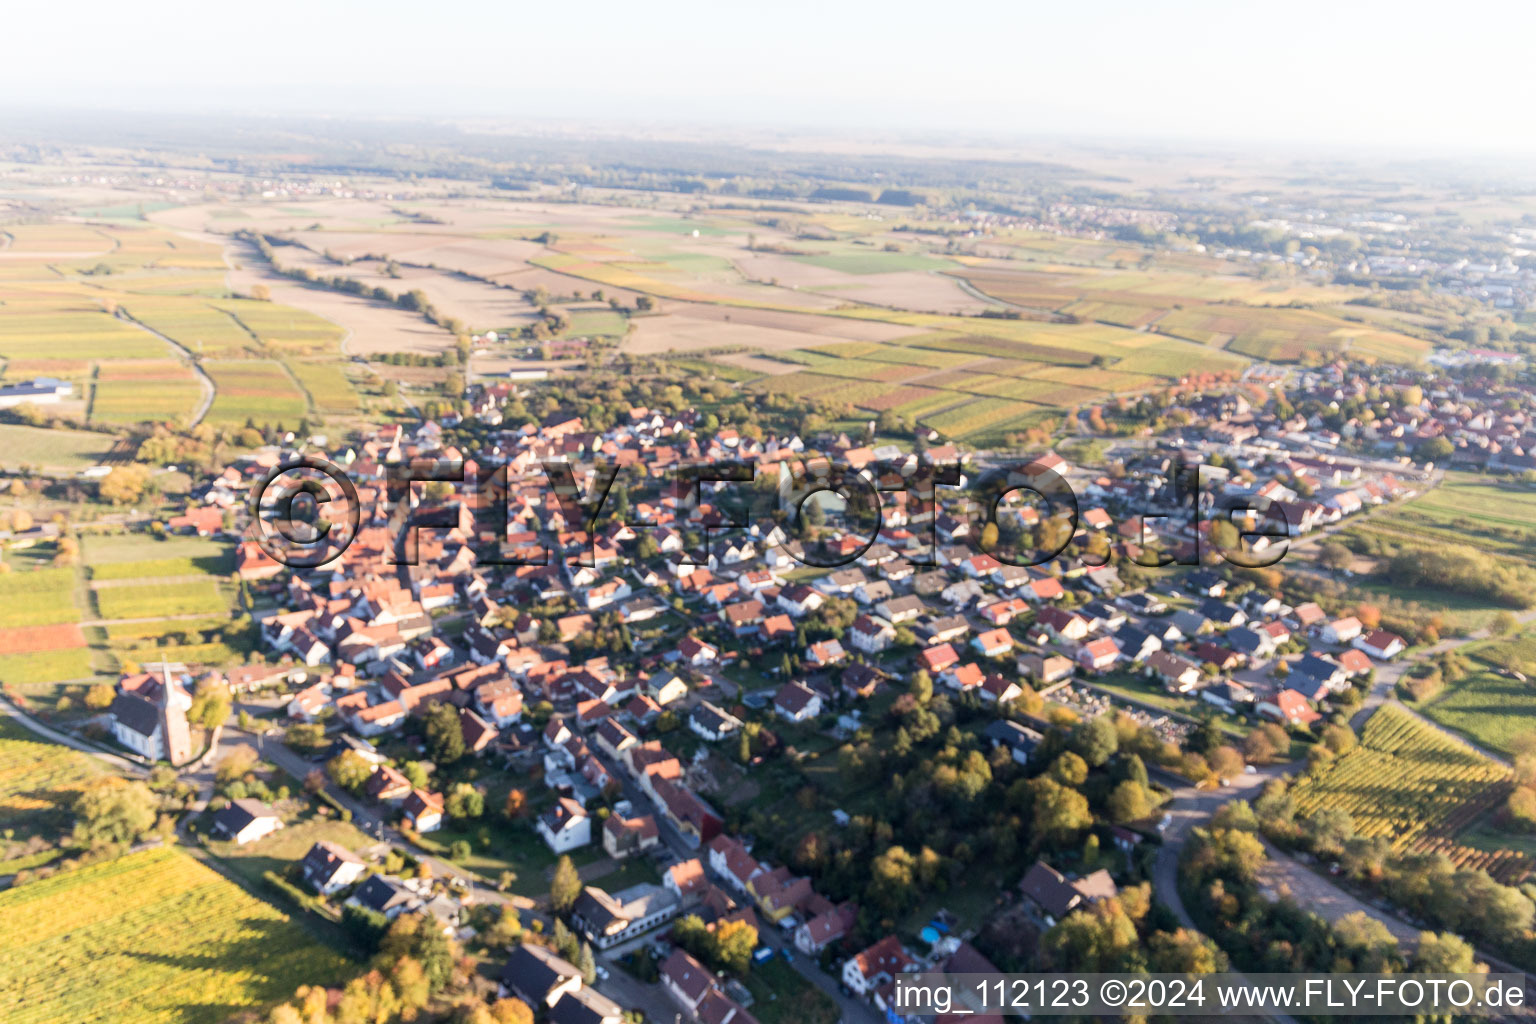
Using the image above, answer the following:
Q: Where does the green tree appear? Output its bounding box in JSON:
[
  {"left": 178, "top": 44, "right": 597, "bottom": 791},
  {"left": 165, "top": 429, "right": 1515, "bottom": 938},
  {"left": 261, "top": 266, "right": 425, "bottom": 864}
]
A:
[
  {"left": 188, "top": 678, "right": 232, "bottom": 730},
  {"left": 909, "top": 670, "right": 933, "bottom": 704},
  {"left": 402, "top": 761, "right": 431, "bottom": 789},
  {"left": 423, "top": 701, "right": 466, "bottom": 764},
  {"left": 577, "top": 941, "right": 597, "bottom": 984},
  {"left": 550, "top": 855, "right": 582, "bottom": 914},
  {"left": 1069, "top": 716, "right": 1119, "bottom": 767},
  {"left": 446, "top": 782, "right": 485, "bottom": 820},
  {"left": 72, "top": 777, "right": 157, "bottom": 847},
  {"left": 1107, "top": 780, "right": 1155, "bottom": 823},
  {"left": 327, "top": 750, "right": 373, "bottom": 794},
  {"left": 1028, "top": 777, "right": 1093, "bottom": 848}
]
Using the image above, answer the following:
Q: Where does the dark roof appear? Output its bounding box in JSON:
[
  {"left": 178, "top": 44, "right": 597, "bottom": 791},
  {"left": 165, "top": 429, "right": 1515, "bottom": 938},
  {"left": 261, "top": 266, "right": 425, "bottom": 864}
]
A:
[
  {"left": 351, "top": 874, "right": 414, "bottom": 914},
  {"left": 300, "top": 840, "right": 362, "bottom": 886},
  {"left": 109, "top": 692, "right": 160, "bottom": 738},
  {"left": 983, "top": 720, "right": 1042, "bottom": 753},
  {"left": 500, "top": 942, "right": 581, "bottom": 1003},
  {"left": 212, "top": 798, "right": 276, "bottom": 837},
  {"left": 548, "top": 986, "right": 623, "bottom": 1024}
]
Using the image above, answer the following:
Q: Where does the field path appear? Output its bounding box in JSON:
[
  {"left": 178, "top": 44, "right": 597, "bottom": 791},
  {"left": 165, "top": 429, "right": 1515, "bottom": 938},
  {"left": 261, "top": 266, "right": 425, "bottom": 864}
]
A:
[
  {"left": 0, "top": 692, "right": 147, "bottom": 776},
  {"left": 89, "top": 573, "right": 219, "bottom": 588},
  {"left": 76, "top": 610, "right": 227, "bottom": 628},
  {"left": 112, "top": 311, "right": 216, "bottom": 426}
]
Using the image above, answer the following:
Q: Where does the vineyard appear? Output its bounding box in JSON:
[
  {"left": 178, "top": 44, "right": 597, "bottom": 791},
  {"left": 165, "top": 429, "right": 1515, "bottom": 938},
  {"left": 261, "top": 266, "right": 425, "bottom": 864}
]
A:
[
  {"left": 93, "top": 580, "right": 229, "bottom": 621},
  {"left": 0, "top": 718, "right": 100, "bottom": 843},
  {"left": 0, "top": 847, "right": 351, "bottom": 1024},
  {"left": 1291, "top": 705, "right": 1528, "bottom": 882},
  {"left": 0, "top": 569, "right": 79, "bottom": 629}
]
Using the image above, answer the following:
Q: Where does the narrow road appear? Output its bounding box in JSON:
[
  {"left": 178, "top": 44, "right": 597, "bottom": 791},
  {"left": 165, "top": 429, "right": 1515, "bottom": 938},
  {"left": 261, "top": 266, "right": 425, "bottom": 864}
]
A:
[
  {"left": 0, "top": 693, "right": 149, "bottom": 777},
  {"left": 113, "top": 310, "right": 216, "bottom": 426}
]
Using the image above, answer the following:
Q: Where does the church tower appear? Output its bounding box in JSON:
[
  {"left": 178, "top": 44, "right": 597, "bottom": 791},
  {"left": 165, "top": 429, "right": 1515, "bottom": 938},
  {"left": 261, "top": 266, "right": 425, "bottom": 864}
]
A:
[{"left": 159, "top": 659, "right": 193, "bottom": 766}]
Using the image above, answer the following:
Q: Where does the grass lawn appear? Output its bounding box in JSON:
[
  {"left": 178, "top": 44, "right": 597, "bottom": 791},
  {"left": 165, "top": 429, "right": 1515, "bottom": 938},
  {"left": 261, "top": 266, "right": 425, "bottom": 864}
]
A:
[
  {"left": 587, "top": 853, "right": 662, "bottom": 891},
  {"left": 1417, "top": 666, "right": 1536, "bottom": 756},
  {"left": 742, "top": 957, "right": 838, "bottom": 1024},
  {"left": 899, "top": 877, "right": 1009, "bottom": 939},
  {"left": 563, "top": 309, "right": 628, "bottom": 338},
  {"left": 413, "top": 812, "right": 606, "bottom": 898},
  {"left": 0, "top": 424, "right": 116, "bottom": 471},
  {"left": 205, "top": 814, "right": 378, "bottom": 893}
]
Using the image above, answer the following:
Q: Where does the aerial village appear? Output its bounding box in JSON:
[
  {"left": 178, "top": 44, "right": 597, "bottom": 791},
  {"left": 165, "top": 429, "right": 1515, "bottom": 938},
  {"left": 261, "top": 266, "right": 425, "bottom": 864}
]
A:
[{"left": 86, "top": 353, "right": 1536, "bottom": 1023}]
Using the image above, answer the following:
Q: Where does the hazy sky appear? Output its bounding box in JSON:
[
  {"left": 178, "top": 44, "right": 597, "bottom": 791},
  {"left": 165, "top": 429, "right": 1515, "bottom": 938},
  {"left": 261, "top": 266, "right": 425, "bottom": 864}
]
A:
[{"left": 8, "top": 0, "right": 1534, "bottom": 154}]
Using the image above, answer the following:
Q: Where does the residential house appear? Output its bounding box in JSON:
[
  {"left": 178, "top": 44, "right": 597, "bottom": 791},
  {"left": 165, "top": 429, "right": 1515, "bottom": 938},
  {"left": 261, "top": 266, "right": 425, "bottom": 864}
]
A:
[
  {"left": 539, "top": 797, "right": 593, "bottom": 853},
  {"left": 300, "top": 840, "right": 367, "bottom": 894},
  {"left": 573, "top": 883, "right": 682, "bottom": 949},
  {"left": 773, "top": 681, "right": 823, "bottom": 723},
  {"left": 603, "top": 814, "right": 660, "bottom": 859},
  {"left": 1019, "top": 860, "right": 1118, "bottom": 928},
  {"left": 841, "top": 935, "right": 916, "bottom": 998},
  {"left": 689, "top": 702, "right": 742, "bottom": 742},
  {"left": 1076, "top": 636, "right": 1121, "bottom": 672},
  {"left": 212, "top": 798, "right": 283, "bottom": 846},
  {"left": 984, "top": 720, "right": 1042, "bottom": 764},
  {"left": 403, "top": 789, "right": 445, "bottom": 833},
  {"left": 1354, "top": 629, "right": 1405, "bottom": 660}
]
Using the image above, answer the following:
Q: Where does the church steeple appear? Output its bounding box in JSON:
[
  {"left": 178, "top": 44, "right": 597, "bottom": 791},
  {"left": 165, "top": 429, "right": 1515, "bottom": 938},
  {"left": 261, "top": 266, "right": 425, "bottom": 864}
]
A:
[{"left": 159, "top": 658, "right": 193, "bottom": 766}]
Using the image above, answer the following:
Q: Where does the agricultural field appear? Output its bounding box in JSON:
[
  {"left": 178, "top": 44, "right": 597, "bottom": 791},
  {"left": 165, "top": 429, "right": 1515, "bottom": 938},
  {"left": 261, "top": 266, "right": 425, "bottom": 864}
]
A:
[
  {"left": 203, "top": 360, "right": 310, "bottom": 427},
  {"left": 1341, "top": 472, "right": 1536, "bottom": 569},
  {"left": 0, "top": 649, "right": 96, "bottom": 687},
  {"left": 745, "top": 321, "right": 1216, "bottom": 440},
  {"left": 0, "top": 310, "right": 167, "bottom": 362},
  {"left": 0, "top": 847, "right": 351, "bottom": 1024},
  {"left": 0, "top": 717, "right": 100, "bottom": 849},
  {"left": 83, "top": 534, "right": 229, "bottom": 566},
  {"left": 791, "top": 247, "right": 955, "bottom": 275},
  {"left": 562, "top": 306, "right": 628, "bottom": 338},
  {"left": 118, "top": 297, "right": 255, "bottom": 358},
  {"left": 0, "top": 569, "right": 80, "bottom": 629},
  {"left": 1414, "top": 629, "right": 1536, "bottom": 756},
  {"left": 88, "top": 550, "right": 232, "bottom": 580},
  {"left": 93, "top": 580, "right": 230, "bottom": 621},
  {"left": 0, "top": 425, "right": 116, "bottom": 471},
  {"left": 286, "top": 360, "right": 359, "bottom": 414},
  {"left": 90, "top": 360, "right": 203, "bottom": 425},
  {"left": 1290, "top": 704, "right": 1526, "bottom": 881},
  {"left": 1154, "top": 305, "right": 1432, "bottom": 362},
  {"left": 216, "top": 299, "right": 345, "bottom": 355}
]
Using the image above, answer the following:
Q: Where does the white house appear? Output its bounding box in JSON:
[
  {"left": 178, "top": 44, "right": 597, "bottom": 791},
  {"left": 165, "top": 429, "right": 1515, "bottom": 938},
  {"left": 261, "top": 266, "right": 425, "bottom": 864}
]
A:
[
  {"left": 773, "top": 681, "right": 822, "bottom": 723},
  {"left": 849, "top": 615, "right": 895, "bottom": 655},
  {"left": 841, "top": 936, "right": 916, "bottom": 998},
  {"left": 300, "top": 840, "right": 367, "bottom": 894},
  {"left": 212, "top": 798, "right": 283, "bottom": 846},
  {"left": 1353, "top": 629, "right": 1405, "bottom": 660},
  {"left": 538, "top": 797, "right": 593, "bottom": 853}
]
